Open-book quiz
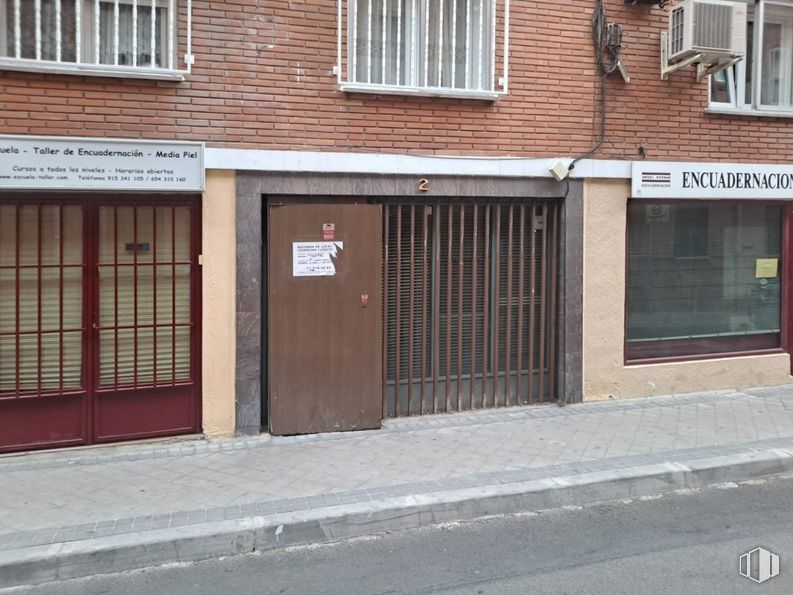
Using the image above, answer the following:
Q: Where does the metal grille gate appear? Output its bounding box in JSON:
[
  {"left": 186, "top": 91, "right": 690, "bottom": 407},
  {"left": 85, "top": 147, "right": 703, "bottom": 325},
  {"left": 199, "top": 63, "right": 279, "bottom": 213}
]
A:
[{"left": 382, "top": 199, "right": 560, "bottom": 417}]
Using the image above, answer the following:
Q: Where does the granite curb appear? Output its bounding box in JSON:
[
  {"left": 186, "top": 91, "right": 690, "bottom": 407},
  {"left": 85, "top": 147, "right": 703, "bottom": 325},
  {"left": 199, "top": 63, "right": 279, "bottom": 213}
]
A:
[{"left": 2, "top": 442, "right": 793, "bottom": 589}]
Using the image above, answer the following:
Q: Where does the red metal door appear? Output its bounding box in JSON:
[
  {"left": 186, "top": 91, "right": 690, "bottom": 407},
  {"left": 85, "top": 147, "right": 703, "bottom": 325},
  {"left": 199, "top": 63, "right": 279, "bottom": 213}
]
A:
[
  {"left": 268, "top": 203, "right": 383, "bottom": 435},
  {"left": 0, "top": 202, "right": 90, "bottom": 451},
  {"left": 0, "top": 198, "right": 201, "bottom": 453},
  {"left": 92, "top": 202, "right": 201, "bottom": 443}
]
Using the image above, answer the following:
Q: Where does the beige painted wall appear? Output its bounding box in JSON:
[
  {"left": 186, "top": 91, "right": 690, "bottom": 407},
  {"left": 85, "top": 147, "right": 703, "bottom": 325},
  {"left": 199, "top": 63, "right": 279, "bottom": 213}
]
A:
[
  {"left": 582, "top": 179, "right": 791, "bottom": 400},
  {"left": 201, "top": 170, "right": 236, "bottom": 435}
]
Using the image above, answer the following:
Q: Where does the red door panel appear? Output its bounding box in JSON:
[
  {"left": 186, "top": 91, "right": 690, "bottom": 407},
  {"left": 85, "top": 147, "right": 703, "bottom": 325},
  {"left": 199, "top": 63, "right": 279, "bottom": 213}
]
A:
[
  {"left": 92, "top": 203, "right": 200, "bottom": 444},
  {"left": 0, "top": 394, "right": 87, "bottom": 451},
  {"left": 0, "top": 203, "right": 90, "bottom": 452},
  {"left": 0, "top": 198, "right": 201, "bottom": 453},
  {"left": 94, "top": 386, "right": 195, "bottom": 441}
]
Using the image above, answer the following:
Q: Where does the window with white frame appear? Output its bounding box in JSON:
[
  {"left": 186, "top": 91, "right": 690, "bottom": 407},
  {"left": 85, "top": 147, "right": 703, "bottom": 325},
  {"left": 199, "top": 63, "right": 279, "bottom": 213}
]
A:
[
  {"left": 339, "top": 0, "right": 508, "bottom": 98},
  {"left": 710, "top": 0, "right": 793, "bottom": 112},
  {"left": 0, "top": 0, "right": 191, "bottom": 78}
]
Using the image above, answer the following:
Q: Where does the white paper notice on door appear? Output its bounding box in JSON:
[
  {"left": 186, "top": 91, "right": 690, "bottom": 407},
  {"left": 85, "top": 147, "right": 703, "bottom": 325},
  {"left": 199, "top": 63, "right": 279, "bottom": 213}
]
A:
[{"left": 292, "top": 241, "right": 344, "bottom": 277}]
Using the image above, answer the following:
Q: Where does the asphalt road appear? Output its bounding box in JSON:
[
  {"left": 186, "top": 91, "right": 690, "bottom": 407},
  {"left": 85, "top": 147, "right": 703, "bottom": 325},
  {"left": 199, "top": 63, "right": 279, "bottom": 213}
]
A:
[{"left": 8, "top": 475, "right": 793, "bottom": 595}]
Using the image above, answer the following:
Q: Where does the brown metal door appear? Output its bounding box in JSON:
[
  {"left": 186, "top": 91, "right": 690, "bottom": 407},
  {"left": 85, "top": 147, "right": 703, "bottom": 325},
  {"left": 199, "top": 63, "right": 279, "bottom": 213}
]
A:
[{"left": 268, "top": 203, "right": 382, "bottom": 435}]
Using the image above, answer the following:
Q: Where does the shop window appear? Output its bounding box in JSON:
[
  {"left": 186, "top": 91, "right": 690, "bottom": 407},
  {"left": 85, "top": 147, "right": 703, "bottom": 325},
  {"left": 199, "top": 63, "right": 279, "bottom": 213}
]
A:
[
  {"left": 0, "top": 0, "right": 191, "bottom": 78},
  {"left": 339, "top": 0, "right": 507, "bottom": 99},
  {"left": 709, "top": 0, "right": 793, "bottom": 114},
  {"left": 626, "top": 203, "right": 782, "bottom": 361},
  {"left": 673, "top": 205, "right": 709, "bottom": 258}
]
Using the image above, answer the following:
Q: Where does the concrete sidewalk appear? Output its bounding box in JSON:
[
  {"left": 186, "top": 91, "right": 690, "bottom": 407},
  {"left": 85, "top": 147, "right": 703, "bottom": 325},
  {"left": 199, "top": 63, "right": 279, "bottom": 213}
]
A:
[{"left": 1, "top": 385, "right": 793, "bottom": 588}]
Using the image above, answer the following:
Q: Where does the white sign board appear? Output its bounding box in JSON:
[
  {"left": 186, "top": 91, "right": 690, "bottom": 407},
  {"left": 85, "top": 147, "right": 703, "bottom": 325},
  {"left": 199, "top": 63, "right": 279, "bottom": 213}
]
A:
[
  {"left": 632, "top": 161, "right": 793, "bottom": 200},
  {"left": 293, "top": 241, "right": 344, "bottom": 277},
  {"left": 0, "top": 135, "right": 204, "bottom": 191}
]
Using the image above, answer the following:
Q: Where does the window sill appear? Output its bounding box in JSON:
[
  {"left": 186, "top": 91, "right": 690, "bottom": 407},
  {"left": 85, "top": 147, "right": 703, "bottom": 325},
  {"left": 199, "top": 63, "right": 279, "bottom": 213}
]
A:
[
  {"left": 625, "top": 347, "right": 784, "bottom": 366},
  {"left": 338, "top": 82, "right": 503, "bottom": 101},
  {"left": 0, "top": 58, "right": 186, "bottom": 81},
  {"left": 706, "top": 106, "right": 793, "bottom": 118},
  {"left": 625, "top": 332, "right": 782, "bottom": 365}
]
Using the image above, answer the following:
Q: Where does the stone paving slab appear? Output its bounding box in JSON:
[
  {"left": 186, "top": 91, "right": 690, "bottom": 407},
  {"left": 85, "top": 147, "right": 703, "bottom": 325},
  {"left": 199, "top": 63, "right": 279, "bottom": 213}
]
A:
[
  {"left": 0, "top": 386, "right": 793, "bottom": 548},
  {"left": 3, "top": 440, "right": 793, "bottom": 590},
  {"left": 0, "top": 386, "right": 792, "bottom": 587},
  {"left": 0, "top": 386, "right": 789, "bottom": 541},
  {"left": 0, "top": 388, "right": 773, "bottom": 472},
  {"left": 1, "top": 435, "right": 792, "bottom": 554}
]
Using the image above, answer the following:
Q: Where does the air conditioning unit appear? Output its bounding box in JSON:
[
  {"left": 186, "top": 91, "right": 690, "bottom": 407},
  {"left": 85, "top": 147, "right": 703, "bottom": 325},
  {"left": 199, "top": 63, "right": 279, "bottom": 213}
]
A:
[{"left": 668, "top": 0, "right": 746, "bottom": 64}]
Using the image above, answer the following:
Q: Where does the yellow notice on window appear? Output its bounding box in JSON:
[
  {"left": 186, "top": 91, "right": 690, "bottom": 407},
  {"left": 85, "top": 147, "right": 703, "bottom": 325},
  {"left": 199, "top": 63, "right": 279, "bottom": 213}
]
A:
[{"left": 755, "top": 258, "right": 779, "bottom": 279}]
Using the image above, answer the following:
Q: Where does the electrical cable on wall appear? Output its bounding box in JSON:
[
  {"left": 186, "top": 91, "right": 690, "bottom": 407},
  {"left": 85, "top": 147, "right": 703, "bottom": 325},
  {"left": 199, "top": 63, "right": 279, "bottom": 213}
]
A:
[{"left": 567, "top": 0, "right": 624, "bottom": 179}]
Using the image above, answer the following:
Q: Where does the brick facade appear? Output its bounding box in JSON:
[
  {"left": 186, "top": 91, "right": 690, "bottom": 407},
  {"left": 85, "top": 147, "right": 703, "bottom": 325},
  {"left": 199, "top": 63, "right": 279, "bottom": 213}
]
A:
[{"left": 0, "top": 1, "right": 789, "bottom": 162}]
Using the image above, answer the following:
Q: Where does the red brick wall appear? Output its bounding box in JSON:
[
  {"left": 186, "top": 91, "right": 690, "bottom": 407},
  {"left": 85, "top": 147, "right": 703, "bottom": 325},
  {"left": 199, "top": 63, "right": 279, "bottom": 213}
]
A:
[{"left": 0, "top": 1, "right": 789, "bottom": 162}]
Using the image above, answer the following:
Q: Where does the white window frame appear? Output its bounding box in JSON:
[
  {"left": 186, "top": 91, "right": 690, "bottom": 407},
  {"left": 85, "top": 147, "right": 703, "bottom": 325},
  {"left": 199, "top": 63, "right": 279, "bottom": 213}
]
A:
[
  {"left": 336, "top": 0, "right": 509, "bottom": 100},
  {"left": 708, "top": 0, "right": 793, "bottom": 116},
  {"left": 0, "top": 0, "right": 192, "bottom": 80}
]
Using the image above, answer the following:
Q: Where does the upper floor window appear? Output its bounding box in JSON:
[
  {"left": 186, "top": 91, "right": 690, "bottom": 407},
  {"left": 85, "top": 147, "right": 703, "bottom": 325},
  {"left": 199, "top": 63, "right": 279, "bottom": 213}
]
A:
[
  {"left": 0, "top": 0, "right": 192, "bottom": 80},
  {"left": 337, "top": 0, "right": 508, "bottom": 100},
  {"left": 710, "top": 0, "right": 793, "bottom": 114}
]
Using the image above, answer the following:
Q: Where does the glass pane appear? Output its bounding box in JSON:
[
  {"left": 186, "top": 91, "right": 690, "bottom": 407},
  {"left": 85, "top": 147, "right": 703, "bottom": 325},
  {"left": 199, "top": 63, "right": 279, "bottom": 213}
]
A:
[
  {"left": 173, "top": 207, "right": 191, "bottom": 261},
  {"left": 174, "top": 325, "right": 190, "bottom": 381},
  {"left": 61, "top": 206, "right": 83, "bottom": 265},
  {"left": 98, "top": 206, "right": 116, "bottom": 265},
  {"left": 710, "top": 69, "right": 731, "bottom": 104},
  {"left": 761, "top": 5, "right": 793, "bottom": 107},
  {"left": 745, "top": 20, "right": 754, "bottom": 104},
  {"left": 426, "top": 0, "right": 443, "bottom": 87},
  {"left": 62, "top": 267, "right": 83, "bottom": 329},
  {"left": 18, "top": 206, "right": 39, "bottom": 266},
  {"left": 174, "top": 264, "right": 191, "bottom": 324},
  {"left": 133, "top": 207, "right": 155, "bottom": 264},
  {"left": 18, "top": 268, "right": 38, "bottom": 333},
  {"left": 104, "top": 206, "right": 156, "bottom": 265},
  {"left": 627, "top": 204, "right": 782, "bottom": 345},
  {"left": 114, "top": 207, "right": 138, "bottom": 264},
  {"left": 353, "top": 0, "right": 371, "bottom": 83},
  {"left": 98, "top": 204, "right": 191, "bottom": 387},
  {"left": 99, "top": 327, "right": 129, "bottom": 386},
  {"left": 39, "top": 206, "right": 62, "bottom": 266},
  {"left": 153, "top": 325, "right": 191, "bottom": 382},
  {"left": 0, "top": 268, "right": 15, "bottom": 334},
  {"left": 3, "top": 0, "right": 77, "bottom": 61},
  {"left": 40, "top": 267, "right": 61, "bottom": 331},
  {"left": 155, "top": 325, "right": 174, "bottom": 381},
  {"left": 40, "top": 333, "right": 61, "bottom": 389},
  {"left": 155, "top": 264, "right": 174, "bottom": 324},
  {"left": 62, "top": 330, "right": 83, "bottom": 389},
  {"left": 0, "top": 335, "right": 16, "bottom": 392},
  {"left": 155, "top": 206, "right": 173, "bottom": 263},
  {"left": 98, "top": 2, "right": 167, "bottom": 67},
  {"left": 17, "top": 333, "right": 38, "bottom": 390},
  {"left": 0, "top": 204, "right": 84, "bottom": 395},
  {"left": 137, "top": 264, "right": 154, "bottom": 326},
  {"left": 136, "top": 326, "right": 154, "bottom": 384},
  {"left": 0, "top": 205, "right": 17, "bottom": 266}
]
